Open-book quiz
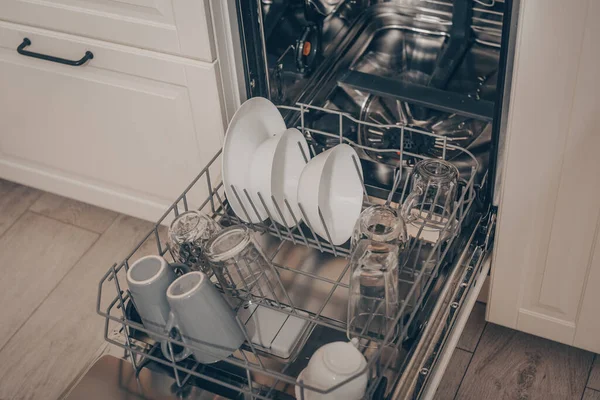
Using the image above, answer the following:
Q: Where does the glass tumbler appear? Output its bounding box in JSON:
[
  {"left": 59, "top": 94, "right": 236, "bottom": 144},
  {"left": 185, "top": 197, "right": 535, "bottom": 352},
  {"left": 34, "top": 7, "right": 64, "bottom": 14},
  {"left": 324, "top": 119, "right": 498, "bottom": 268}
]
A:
[
  {"left": 347, "top": 239, "right": 399, "bottom": 348},
  {"left": 168, "top": 211, "right": 222, "bottom": 274},
  {"left": 205, "top": 225, "right": 283, "bottom": 303},
  {"left": 401, "top": 159, "right": 459, "bottom": 242},
  {"left": 351, "top": 205, "right": 407, "bottom": 250}
]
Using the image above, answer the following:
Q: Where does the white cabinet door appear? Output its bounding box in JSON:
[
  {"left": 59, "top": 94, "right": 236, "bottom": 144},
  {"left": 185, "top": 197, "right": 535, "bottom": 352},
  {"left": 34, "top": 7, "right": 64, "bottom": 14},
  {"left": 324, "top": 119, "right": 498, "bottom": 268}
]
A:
[
  {"left": 0, "top": 22, "right": 224, "bottom": 222},
  {"left": 574, "top": 222, "right": 600, "bottom": 353},
  {"left": 0, "top": 0, "right": 215, "bottom": 61},
  {"left": 489, "top": 0, "right": 600, "bottom": 351}
]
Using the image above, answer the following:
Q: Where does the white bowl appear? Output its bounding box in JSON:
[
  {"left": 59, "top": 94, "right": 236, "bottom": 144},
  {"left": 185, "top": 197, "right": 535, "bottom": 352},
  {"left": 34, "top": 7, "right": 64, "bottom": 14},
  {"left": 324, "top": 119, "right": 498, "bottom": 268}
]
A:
[
  {"left": 222, "top": 97, "right": 286, "bottom": 223},
  {"left": 295, "top": 340, "right": 367, "bottom": 400},
  {"left": 297, "top": 144, "right": 363, "bottom": 245},
  {"left": 249, "top": 128, "right": 310, "bottom": 227}
]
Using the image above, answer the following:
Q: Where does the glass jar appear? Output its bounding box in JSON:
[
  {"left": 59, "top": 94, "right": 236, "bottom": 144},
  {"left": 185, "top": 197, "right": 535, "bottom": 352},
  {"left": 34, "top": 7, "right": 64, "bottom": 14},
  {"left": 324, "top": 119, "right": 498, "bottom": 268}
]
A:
[
  {"left": 347, "top": 239, "right": 399, "bottom": 348},
  {"left": 167, "top": 211, "right": 222, "bottom": 274},
  {"left": 204, "top": 225, "right": 282, "bottom": 303},
  {"left": 351, "top": 205, "right": 407, "bottom": 250},
  {"left": 401, "top": 159, "right": 459, "bottom": 242}
]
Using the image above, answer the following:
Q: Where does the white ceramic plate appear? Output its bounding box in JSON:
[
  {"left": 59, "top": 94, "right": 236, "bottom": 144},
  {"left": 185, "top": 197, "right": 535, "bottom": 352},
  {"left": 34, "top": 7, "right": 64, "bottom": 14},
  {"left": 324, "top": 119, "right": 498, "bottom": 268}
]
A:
[
  {"left": 297, "top": 144, "right": 363, "bottom": 245},
  {"left": 222, "top": 97, "right": 286, "bottom": 223},
  {"left": 250, "top": 128, "right": 310, "bottom": 227}
]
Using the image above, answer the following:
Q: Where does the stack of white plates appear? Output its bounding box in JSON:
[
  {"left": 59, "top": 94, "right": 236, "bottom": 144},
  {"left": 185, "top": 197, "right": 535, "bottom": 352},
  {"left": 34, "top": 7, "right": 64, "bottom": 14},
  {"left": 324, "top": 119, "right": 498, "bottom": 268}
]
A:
[{"left": 222, "top": 97, "right": 363, "bottom": 246}]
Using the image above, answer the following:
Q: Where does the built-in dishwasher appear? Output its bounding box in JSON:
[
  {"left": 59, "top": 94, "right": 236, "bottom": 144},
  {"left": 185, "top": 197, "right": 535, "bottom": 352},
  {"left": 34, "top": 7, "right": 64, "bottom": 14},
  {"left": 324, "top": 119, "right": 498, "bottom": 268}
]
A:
[{"left": 96, "top": 0, "right": 519, "bottom": 398}]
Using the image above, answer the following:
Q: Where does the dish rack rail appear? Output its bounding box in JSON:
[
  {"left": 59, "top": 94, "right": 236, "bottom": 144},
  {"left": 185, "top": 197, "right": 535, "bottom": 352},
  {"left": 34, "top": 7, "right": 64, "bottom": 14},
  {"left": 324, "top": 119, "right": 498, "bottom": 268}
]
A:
[{"left": 97, "top": 102, "right": 480, "bottom": 399}]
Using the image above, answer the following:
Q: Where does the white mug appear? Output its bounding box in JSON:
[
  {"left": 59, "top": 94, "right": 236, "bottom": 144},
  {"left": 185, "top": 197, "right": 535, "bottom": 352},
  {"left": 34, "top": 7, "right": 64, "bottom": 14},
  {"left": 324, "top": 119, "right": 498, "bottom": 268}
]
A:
[
  {"left": 162, "top": 271, "right": 245, "bottom": 364},
  {"left": 295, "top": 339, "right": 368, "bottom": 399},
  {"left": 126, "top": 255, "right": 190, "bottom": 361}
]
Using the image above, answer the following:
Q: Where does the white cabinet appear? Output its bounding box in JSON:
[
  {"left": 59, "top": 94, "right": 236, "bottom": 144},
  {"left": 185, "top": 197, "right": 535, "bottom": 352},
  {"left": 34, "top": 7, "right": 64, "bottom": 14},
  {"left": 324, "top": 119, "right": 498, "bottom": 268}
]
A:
[
  {"left": 0, "top": 22, "right": 224, "bottom": 221},
  {"left": 0, "top": 0, "right": 215, "bottom": 61},
  {"left": 489, "top": 0, "right": 600, "bottom": 353}
]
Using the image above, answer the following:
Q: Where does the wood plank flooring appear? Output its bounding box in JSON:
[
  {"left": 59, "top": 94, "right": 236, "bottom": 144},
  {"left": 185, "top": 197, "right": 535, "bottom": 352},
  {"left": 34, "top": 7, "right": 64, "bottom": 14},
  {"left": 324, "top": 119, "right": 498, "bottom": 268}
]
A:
[
  {"left": 434, "top": 349, "right": 472, "bottom": 400},
  {"left": 30, "top": 192, "right": 119, "bottom": 234},
  {"left": 588, "top": 357, "right": 600, "bottom": 391},
  {"left": 0, "top": 179, "right": 41, "bottom": 236},
  {"left": 433, "top": 305, "right": 599, "bottom": 400},
  {"left": 0, "top": 178, "right": 597, "bottom": 399},
  {"left": 0, "top": 215, "right": 157, "bottom": 400},
  {"left": 457, "top": 324, "right": 593, "bottom": 400},
  {"left": 0, "top": 212, "right": 98, "bottom": 350},
  {"left": 584, "top": 389, "right": 600, "bottom": 400}
]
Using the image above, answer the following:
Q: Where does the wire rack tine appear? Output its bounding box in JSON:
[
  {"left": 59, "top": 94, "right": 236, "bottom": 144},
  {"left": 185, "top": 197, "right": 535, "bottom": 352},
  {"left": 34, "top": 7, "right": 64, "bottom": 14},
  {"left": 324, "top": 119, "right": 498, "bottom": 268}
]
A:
[
  {"left": 206, "top": 168, "right": 216, "bottom": 214},
  {"left": 111, "top": 265, "right": 139, "bottom": 371},
  {"left": 386, "top": 165, "right": 403, "bottom": 206},
  {"left": 351, "top": 155, "right": 369, "bottom": 203},
  {"left": 214, "top": 190, "right": 233, "bottom": 225},
  {"left": 300, "top": 103, "right": 306, "bottom": 134},
  {"left": 283, "top": 199, "right": 310, "bottom": 246},
  {"left": 297, "top": 203, "right": 324, "bottom": 253},
  {"left": 182, "top": 193, "right": 189, "bottom": 212},
  {"left": 243, "top": 189, "right": 270, "bottom": 234},
  {"left": 270, "top": 195, "right": 296, "bottom": 245},
  {"left": 254, "top": 192, "right": 283, "bottom": 241},
  {"left": 230, "top": 185, "right": 255, "bottom": 229},
  {"left": 297, "top": 141, "right": 309, "bottom": 164},
  {"left": 317, "top": 207, "right": 338, "bottom": 257},
  {"left": 338, "top": 112, "right": 344, "bottom": 144},
  {"left": 308, "top": 143, "right": 318, "bottom": 158}
]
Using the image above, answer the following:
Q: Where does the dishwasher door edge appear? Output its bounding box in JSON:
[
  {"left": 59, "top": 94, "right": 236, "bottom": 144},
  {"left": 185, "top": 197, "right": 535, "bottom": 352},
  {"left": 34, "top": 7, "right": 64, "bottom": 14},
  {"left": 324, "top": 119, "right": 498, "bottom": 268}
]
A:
[
  {"left": 391, "top": 212, "right": 495, "bottom": 399},
  {"left": 420, "top": 254, "right": 491, "bottom": 400}
]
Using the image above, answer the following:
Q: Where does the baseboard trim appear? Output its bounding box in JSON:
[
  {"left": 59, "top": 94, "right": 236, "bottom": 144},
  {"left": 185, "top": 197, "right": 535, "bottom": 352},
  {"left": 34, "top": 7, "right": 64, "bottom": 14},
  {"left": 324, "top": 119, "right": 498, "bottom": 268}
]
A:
[{"left": 0, "top": 158, "right": 170, "bottom": 224}]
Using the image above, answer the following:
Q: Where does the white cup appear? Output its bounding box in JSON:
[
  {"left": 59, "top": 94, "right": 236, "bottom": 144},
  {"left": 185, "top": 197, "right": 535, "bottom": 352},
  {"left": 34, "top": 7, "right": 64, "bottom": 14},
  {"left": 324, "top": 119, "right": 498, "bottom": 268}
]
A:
[
  {"left": 162, "top": 271, "right": 245, "bottom": 364},
  {"left": 295, "top": 339, "right": 368, "bottom": 399},
  {"left": 126, "top": 255, "right": 191, "bottom": 362}
]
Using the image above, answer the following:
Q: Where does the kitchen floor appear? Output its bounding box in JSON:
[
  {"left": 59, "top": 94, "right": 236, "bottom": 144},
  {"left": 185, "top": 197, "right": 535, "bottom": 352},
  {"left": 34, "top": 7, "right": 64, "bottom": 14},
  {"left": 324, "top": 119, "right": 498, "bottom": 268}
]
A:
[{"left": 0, "top": 179, "right": 598, "bottom": 400}]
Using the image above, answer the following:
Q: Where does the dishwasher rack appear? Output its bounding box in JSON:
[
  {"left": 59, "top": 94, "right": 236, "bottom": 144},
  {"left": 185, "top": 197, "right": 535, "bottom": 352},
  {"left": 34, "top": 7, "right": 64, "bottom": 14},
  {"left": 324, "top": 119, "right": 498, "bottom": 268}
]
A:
[{"left": 96, "top": 103, "right": 480, "bottom": 399}]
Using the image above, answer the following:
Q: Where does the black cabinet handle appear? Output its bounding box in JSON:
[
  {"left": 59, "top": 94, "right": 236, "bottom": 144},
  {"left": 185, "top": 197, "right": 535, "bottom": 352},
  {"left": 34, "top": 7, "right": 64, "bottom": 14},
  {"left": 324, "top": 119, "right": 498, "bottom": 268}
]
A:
[{"left": 17, "top": 38, "right": 93, "bottom": 66}]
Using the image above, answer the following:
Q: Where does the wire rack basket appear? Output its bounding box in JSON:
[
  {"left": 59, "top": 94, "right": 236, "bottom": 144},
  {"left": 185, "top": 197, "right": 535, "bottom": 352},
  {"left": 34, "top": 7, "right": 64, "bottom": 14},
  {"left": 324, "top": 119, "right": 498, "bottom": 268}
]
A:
[{"left": 97, "top": 102, "right": 480, "bottom": 399}]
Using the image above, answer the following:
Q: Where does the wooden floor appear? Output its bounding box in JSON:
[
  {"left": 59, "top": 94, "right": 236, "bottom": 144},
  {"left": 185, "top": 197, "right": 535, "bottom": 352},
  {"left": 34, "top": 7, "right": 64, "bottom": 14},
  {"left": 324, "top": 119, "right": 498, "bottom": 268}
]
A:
[
  {"left": 433, "top": 302, "right": 600, "bottom": 400},
  {"left": 0, "top": 178, "right": 598, "bottom": 399}
]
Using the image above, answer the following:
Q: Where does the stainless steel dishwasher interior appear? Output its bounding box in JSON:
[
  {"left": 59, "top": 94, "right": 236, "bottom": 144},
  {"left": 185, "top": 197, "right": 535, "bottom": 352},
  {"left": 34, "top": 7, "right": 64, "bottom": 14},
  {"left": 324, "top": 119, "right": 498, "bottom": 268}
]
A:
[
  {"left": 238, "top": 1, "right": 505, "bottom": 397},
  {"left": 288, "top": 4, "right": 500, "bottom": 191}
]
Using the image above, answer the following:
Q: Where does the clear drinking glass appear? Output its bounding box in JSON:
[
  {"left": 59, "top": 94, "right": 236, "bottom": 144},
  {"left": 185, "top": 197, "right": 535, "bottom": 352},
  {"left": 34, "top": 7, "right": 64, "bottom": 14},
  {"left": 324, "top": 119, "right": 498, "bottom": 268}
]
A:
[
  {"left": 347, "top": 239, "right": 399, "bottom": 348},
  {"left": 204, "top": 225, "right": 283, "bottom": 303},
  {"left": 168, "top": 211, "right": 222, "bottom": 274},
  {"left": 351, "top": 205, "right": 407, "bottom": 250},
  {"left": 401, "top": 159, "right": 459, "bottom": 242}
]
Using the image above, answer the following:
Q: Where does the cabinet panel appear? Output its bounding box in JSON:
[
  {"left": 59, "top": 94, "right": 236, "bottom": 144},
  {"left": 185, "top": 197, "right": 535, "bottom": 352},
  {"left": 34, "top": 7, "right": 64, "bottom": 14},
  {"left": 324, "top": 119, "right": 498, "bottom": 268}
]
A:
[
  {"left": 571, "top": 0, "right": 600, "bottom": 354},
  {"left": 574, "top": 219, "right": 600, "bottom": 353},
  {"left": 490, "top": 0, "right": 600, "bottom": 349},
  {"left": 0, "top": 0, "right": 215, "bottom": 61},
  {"left": 0, "top": 22, "right": 224, "bottom": 221}
]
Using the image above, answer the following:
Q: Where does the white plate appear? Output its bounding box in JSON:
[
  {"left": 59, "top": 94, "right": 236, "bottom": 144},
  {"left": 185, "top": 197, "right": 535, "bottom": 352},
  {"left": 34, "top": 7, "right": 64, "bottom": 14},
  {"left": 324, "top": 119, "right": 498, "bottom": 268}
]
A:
[
  {"left": 249, "top": 128, "right": 310, "bottom": 227},
  {"left": 222, "top": 97, "right": 286, "bottom": 223},
  {"left": 297, "top": 144, "right": 363, "bottom": 245}
]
